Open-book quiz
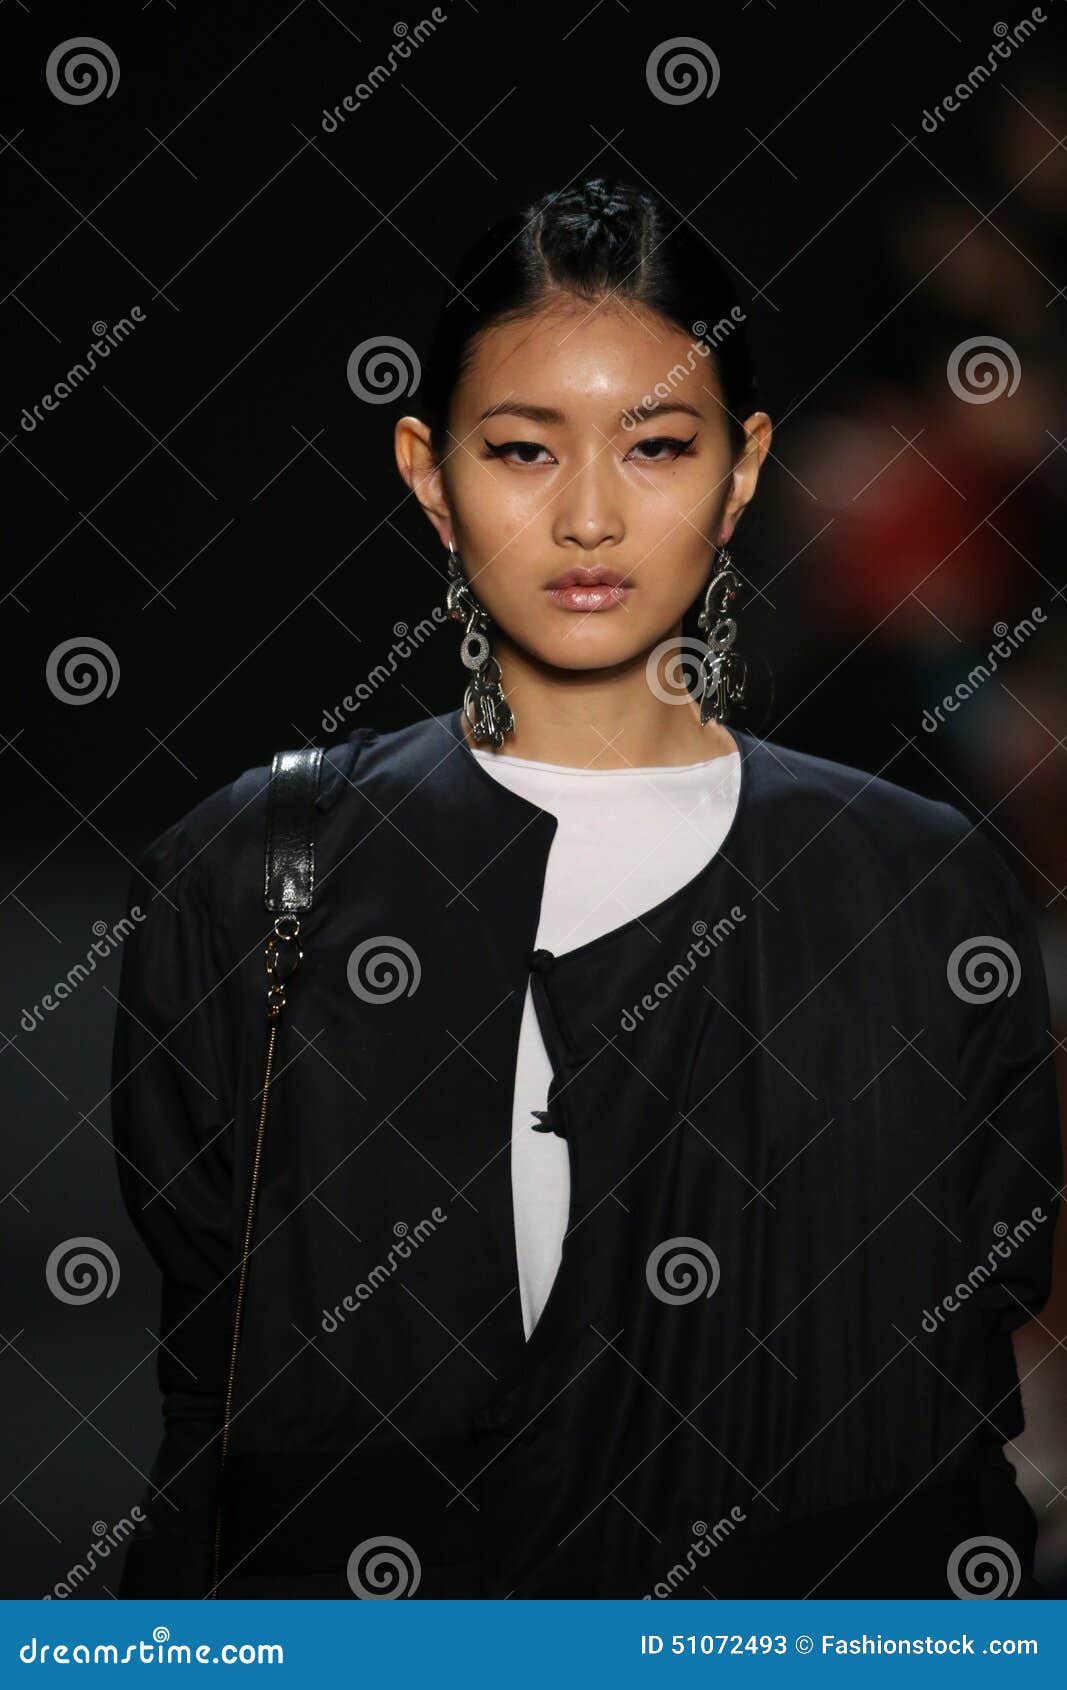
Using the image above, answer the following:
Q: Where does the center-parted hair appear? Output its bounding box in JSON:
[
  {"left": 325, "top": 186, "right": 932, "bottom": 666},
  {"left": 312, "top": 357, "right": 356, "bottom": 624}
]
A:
[{"left": 419, "top": 177, "right": 761, "bottom": 459}]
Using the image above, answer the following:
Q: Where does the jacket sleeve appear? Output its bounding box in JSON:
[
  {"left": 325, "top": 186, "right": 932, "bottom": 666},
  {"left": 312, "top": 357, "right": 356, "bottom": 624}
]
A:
[
  {"left": 950, "top": 817, "right": 1063, "bottom": 1443},
  {"left": 110, "top": 813, "right": 238, "bottom": 1597}
]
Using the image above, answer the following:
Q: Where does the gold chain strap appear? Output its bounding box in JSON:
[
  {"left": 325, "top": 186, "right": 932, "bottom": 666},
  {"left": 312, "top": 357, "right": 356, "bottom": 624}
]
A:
[{"left": 208, "top": 915, "right": 302, "bottom": 1598}]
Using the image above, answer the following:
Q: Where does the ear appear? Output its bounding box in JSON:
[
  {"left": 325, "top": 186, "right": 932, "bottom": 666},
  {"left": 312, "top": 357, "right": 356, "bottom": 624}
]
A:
[
  {"left": 395, "top": 415, "right": 452, "bottom": 547},
  {"left": 718, "top": 411, "right": 773, "bottom": 545}
]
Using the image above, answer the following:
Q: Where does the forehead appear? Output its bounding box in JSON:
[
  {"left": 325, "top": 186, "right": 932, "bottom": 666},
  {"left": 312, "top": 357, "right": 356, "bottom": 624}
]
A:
[{"left": 455, "top": 297, "right": 721, "bottom": 415}]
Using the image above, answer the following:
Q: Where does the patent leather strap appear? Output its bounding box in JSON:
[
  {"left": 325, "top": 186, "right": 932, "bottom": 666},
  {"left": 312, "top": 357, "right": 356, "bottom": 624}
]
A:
[{"left": 264, "top": 748, "right": 324, "bottom": 913}]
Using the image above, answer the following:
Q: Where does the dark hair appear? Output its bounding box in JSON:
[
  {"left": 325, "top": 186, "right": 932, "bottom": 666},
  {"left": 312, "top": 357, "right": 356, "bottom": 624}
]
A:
[{"left": 419, "top": 177, "right": 761, "bottom": 460}]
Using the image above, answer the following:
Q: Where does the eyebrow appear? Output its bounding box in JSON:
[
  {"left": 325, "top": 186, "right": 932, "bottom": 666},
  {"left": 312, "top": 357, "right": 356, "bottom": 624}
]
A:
[{"left": 476, "top": 399, "right": 705, "bottom": 427}]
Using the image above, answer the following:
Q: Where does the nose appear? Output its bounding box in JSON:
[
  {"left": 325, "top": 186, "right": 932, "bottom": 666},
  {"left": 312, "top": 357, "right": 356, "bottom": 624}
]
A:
[{"left": 550, "top": 450, "right": 623, "bottom": 550}]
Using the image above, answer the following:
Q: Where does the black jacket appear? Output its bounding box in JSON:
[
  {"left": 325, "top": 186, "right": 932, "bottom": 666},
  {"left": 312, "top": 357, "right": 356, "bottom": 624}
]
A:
[{"left": 110, "top": 708, "right": 1062, "bottom": 1598}]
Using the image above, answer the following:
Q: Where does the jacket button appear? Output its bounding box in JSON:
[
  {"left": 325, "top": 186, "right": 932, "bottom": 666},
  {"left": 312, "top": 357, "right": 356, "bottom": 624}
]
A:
[
  {"left": 530, "top": 1104, "right": 567, "bottom": 1140},
  {"left": 531, "top": 948, "right": 555, "bottom": 972}
]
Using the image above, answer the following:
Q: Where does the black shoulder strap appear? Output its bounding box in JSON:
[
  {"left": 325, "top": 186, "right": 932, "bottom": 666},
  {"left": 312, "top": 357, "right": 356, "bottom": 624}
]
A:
[
  {"left": 263, "top": 748, "right": 325, "bottom": 913},
  {"left": 214, "top": 745, "right": 324, "bottom": 1596}
]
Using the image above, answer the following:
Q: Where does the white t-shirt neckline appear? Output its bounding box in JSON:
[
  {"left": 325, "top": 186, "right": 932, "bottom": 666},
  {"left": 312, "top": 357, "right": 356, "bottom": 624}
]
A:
[{"left": 469, "top": 748, "right": 740, "bottom": 777}]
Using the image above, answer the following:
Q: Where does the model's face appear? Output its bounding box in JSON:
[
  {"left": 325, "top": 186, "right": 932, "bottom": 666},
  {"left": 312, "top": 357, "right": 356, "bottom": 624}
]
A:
[{"left": 435, "top": 298, "right": 765, "bottom": 672}]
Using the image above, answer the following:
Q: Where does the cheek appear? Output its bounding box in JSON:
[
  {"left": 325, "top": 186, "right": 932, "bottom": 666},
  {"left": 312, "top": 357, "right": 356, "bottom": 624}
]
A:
[
  {"left": 452, "top": 463, "right": 534, "bottom": 550},
  {"left": 629, "top": 467, "right": 723, "bottom": 545},
  {"left": 457, "top": 509, "right": 539, "bottom": 609},
  {"left": 652, "top": 466, "right": 725, "bottom": 525},
  {"left": 629, "top": 492, "right": 718, "bottom": 589}
]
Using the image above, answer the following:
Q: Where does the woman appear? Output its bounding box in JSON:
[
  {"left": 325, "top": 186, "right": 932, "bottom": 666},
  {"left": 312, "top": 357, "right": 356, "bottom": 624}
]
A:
[{"left": 111, "top": 178, "right": 1061, "bottom": 1600}]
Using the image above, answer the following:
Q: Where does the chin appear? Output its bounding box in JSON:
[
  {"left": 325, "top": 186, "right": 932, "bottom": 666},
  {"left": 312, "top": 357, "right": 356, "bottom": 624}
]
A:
[{"left": 529, "top": 631, "right": 652, "bottom": 674}]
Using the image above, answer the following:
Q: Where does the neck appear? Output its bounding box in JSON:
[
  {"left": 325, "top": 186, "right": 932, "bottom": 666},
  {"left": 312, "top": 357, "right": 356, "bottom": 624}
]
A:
[{"left": 459, "top": 639, "right": 738, "bottom": 770}]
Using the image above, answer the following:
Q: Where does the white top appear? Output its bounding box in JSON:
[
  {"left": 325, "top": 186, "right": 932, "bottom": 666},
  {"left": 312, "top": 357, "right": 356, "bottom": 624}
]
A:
[{"left": 470, "top": 742, "right": 742, "bottom": 1340}]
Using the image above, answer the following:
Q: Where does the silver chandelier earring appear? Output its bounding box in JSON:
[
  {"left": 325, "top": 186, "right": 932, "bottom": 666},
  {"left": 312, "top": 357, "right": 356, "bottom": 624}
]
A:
[
  {"left": 445, "top": 540, "right": 515, "bottom": 748},
  {"left": 696, "top": 545, "right": 749, "bottom": 725}
]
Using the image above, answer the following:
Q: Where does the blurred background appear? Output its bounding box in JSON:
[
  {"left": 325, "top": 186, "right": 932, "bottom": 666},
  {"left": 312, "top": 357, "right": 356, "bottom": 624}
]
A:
[{"left": 2, "top": 1, "right": 1065, "bottom": 1597}]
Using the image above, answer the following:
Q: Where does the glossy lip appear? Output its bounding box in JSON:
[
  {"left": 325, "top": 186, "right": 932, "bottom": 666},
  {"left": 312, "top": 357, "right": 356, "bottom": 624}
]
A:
[
  {"left": 546, "top": 582, "right": 633, "bottom": 612},
  {"left": 544, "top": 565, "right": 629, "bottom": 589},
  {"left": 544, "top": 565, "right": 634, "bottom": 612}
]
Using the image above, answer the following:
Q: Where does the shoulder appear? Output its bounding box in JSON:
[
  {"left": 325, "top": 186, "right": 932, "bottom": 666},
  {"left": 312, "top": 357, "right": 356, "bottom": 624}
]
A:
[
  {"left": 127, "top": 716, "right": 443, "bottom": 905},
  {"left": 746, "top": 729, "right": 1016, "bottom": 902}
]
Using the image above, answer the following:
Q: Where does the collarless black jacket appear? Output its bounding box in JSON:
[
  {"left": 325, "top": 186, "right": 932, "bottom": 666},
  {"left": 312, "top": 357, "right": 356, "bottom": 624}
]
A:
[{"left": 110, "top": 708, "right": 1062, "bottom": 1599}]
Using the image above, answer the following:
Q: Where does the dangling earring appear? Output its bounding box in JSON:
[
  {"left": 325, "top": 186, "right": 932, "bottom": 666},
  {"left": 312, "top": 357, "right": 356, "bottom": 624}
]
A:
[
  {"left": 445, "top": 540, "right": 515, "bottom": 748},
  {"left": 696, "top": 545, "right": 749, "bottom": 725}
]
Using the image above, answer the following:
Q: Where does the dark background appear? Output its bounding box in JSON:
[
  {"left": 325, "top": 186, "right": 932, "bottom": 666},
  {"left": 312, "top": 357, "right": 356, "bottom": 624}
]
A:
[{"left": 3, "top": 1, "right": 1065, "bottom": 1597}]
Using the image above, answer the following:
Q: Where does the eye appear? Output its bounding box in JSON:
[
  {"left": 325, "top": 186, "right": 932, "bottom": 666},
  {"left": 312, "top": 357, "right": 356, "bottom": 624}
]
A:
[
  {"left": 626, "top": 432, "right": 699, "bottom": 463},
  {"left": 482, "top": 438, "right": 557, "bottom": 466}
]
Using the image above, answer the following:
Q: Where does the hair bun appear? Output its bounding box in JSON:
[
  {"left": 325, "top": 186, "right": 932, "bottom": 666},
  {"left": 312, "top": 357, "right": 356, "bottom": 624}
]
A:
[{"left": 583, "top": 180, "right": 628, "bottom": 236}]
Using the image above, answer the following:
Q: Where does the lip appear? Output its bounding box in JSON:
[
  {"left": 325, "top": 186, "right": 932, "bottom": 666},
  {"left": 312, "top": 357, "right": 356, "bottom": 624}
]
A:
[
  {"left": 545, "top": 566, "right": 629, "bottom": 589},
  {"left": 546, "top": 582, "right": 634, "bottom": 612},
  {"left": 544, "top": 565, "right": 634, "bottom": 613}
]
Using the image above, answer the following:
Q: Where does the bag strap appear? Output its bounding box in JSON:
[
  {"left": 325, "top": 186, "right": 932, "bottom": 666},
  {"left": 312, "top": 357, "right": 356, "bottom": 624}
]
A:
[
  {"left": 210, "top": 746, "right": 324, "bottom": 1597},
  {"left": 264, "top": 747, "right": 325, "bottom": 912}
]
